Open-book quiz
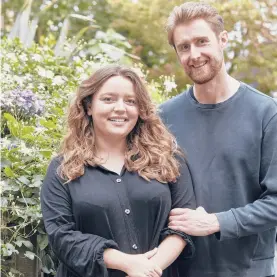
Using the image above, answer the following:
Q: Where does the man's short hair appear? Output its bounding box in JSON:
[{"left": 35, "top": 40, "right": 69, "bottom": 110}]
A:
[{"left": 166, "top": 2, "right": 224, "bottom": 47}]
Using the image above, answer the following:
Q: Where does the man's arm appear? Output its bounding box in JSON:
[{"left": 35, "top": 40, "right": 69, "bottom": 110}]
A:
[
  {"left": 216, "top": 112, "right": 277, "bottom": 240},
  {"left": 169, "top": 113, "right": 277, "bottom": 240}
]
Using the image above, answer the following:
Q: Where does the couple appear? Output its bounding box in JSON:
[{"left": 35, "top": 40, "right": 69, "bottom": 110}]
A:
[{"left": 41, "top": 2, "right": 277, "bottom": 277}]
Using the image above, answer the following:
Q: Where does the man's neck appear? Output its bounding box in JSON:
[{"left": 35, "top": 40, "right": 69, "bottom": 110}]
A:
[{"left": 193, "top": 68, "right": 240, "bottom": 104}]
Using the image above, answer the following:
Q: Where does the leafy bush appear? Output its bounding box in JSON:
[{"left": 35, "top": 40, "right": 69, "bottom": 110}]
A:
[{"left": 0, "top": 37, "right": 177, "bottom": 276}]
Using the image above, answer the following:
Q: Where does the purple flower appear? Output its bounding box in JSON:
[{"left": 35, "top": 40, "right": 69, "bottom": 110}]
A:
[{"left": 0, "top": 88, "right": 45, "bottom": 119}]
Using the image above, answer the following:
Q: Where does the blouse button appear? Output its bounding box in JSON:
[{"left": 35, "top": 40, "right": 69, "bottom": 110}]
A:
[
  {"left": 132, "top": 244, "right": 138, "bottom": 250},
  {"left": 125, "top": 209, "right": 130, "bottom": 215},
  {"left": 116, "top": 178, "right": 121, "bottom": 183}
]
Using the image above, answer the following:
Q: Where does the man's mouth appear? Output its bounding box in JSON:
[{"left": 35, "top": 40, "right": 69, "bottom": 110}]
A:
[{"left": 192, "top": 61, "right": 207, "bottom": 68}]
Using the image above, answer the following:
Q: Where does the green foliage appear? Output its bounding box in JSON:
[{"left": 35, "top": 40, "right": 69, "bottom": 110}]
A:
[
  {"left": 0, "top": 37, "right": 83, "bottom": 276},
  {"left": 3, "top": 0, "right": 275, "bottom": 94},
  {"left": 0, "top": 36, "right": 175, "bottom": 276},
  {"left": 107, "top": 0, "right": 277, "bottom": 94}
]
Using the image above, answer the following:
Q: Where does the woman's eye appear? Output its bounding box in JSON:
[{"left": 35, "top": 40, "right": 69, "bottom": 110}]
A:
[
  {"left": 126, "top": 99, "right": 136, "bottom": 105},
  {"left": 103, "top": 97, "right": 113, "bottom": 102}
]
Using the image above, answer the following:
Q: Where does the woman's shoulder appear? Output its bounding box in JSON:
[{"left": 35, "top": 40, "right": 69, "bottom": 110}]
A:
[{"left": 47, "top": 155, "right": 63, "bottom": 171}]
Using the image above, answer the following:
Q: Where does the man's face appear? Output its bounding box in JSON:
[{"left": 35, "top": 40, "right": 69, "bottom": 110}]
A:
[{"left": 173, "top": 19, "right": 227, "bottom": 84}]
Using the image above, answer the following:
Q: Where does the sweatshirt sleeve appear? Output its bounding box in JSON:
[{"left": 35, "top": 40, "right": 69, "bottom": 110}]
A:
[
  {"left": 40, "top": 158, "right": 119, "bottom": 277},
  {"left": 160, "top": 159, "right": 196, "bottom": 258},
  {"left": 215, "top": 113, "right": 277, "bottom": 240}
]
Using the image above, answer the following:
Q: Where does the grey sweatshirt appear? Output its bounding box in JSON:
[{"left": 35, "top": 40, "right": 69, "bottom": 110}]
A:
[{"left": 160, "top": 82, "right": 277, "bottom": 277}]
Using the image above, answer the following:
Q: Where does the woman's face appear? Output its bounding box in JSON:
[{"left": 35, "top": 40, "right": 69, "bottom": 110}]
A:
[{"left": 88, "top": 76, "right": 139, "bottom": 142}]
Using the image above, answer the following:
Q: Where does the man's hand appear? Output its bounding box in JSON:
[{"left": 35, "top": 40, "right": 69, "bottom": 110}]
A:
[
  {"left": 168, "top": 206, "right": 220, "bottom": 236},
  {"left": 124, "top": 248, "right": 162, "bottom": 277}
]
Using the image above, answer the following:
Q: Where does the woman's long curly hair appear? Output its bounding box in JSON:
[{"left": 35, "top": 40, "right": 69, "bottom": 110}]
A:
[{"left": 58, "top": 64, "right": 183, "bottom": 183}]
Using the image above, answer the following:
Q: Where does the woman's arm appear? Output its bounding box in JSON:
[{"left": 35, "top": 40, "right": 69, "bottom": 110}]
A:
[
  {"left": 41, "top": 158, "right": 119, "bottom": 277},
  {"left": 150, "top": 158, "right": 196, "bottom": 269},
  {"left": 104, "top": 248, "right": 162, "bottom": 277},
  {"left": 149, "top": 235, "right": 186, "bottom": 270},
  {"left": 41, "top": 158, "right": 162, "bottom": 277}
]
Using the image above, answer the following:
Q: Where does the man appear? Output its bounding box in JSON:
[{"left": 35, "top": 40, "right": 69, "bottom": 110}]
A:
[{"left": 160, "top": 2, "right": 277, "bottom": 277}]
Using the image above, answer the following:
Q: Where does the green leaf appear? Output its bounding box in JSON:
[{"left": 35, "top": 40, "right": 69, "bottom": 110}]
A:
[
  {"left": 4, "top": 113, "right": 17, "bottom": 123},
  {"left": 41, "top": 254, "right": 55, "bottom": 274},
  {"left": 17, "top": 198, "right": 37, "bottom": 205},
  {"left": 39, "top": 119, "right": 56, "bottom": 129},
  {"left": 7, "top": 120, "right": 21, "bottom": 137},
  {"left": 22, "top": 240, "right": 34, "bottom": 250},
  {"left": 24, "top": 250, "right": 35, "bottom": 260},
  {"left": 4, "top": 167, "right": 15, "bottom": 177},
  {"left": 39, "top": 150, "right": 53, "bottom": 159},
  {"left": 18, "top": 176, "right": 30, "bottom": 185},
  {"left": 21, "top": 126, "right": 35, "bottom": 136},
  {"left": 37, "top": 234, "right": 48, "bottom": 250},
  {"left": 1, "top": 197, "right": 8, "bottom": 207}
]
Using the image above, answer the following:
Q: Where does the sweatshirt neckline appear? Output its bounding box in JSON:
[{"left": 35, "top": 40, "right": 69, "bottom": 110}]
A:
[{"left": 187, "top": 82, "right": 245, "bottom": 109}]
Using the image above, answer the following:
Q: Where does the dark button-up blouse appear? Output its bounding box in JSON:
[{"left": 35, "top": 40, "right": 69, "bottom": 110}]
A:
[{"left": 41, "top": 157, "right": 195, "bottom": 277}]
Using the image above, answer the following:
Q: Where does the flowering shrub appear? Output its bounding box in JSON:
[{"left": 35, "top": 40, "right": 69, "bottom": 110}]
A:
[
  {"left": 0, "top": 37, "right": 177, "bottom": 276},
  {"left": 1, "top": 89, "right": 45, "bottom": 120}
]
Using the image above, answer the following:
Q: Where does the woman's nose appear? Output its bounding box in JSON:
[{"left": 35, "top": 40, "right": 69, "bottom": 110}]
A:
[{"left": 113, "top": 100, "right": 126, "bottom": 112}]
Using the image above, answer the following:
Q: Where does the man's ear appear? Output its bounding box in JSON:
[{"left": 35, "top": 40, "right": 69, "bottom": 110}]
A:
[{"left": 219, "top": 30, "right": 228, "bottom": 49}]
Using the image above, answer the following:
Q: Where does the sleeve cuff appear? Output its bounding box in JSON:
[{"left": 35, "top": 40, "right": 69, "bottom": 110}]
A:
[
  {"left": 215, "top": 210, "right": 239, "bottom": 241},
  {"left": 96, "top": 239, "right": 119, "bottom": 261},
  {"left": 160, "top": 228, "right": 195, "bottom": 259},
  {"left": 96, "top": 240, "right": 119, "bottom": 277}
]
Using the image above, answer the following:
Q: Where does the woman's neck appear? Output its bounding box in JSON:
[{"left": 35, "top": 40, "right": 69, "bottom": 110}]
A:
[{"left": 94, "top": 136, "right": 126, "bottom": 174}]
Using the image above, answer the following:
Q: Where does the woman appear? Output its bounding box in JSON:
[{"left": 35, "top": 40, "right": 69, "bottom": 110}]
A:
[{"left": 41, "top": 65, "right": 195, "bottom": 277}]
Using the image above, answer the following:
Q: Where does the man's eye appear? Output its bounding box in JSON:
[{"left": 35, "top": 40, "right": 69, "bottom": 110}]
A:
[
  {"left": 199, "top": 39, "right": 207, "bottom": 44},
  {"left": 180, "top": 44, "right": 189, "bottom": 51}
]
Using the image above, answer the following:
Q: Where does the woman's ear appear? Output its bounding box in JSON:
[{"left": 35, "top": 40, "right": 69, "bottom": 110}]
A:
[
  {"left": 83, "top": 96, "right": 92, "bottom": 116},
  {"left": 87, "top": 103, "right": 92, "bottom": 116}
]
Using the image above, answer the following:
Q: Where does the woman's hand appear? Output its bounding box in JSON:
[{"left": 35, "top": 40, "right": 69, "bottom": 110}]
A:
[{"left": 124, "top": 248, "right": 163, "bottom": 277}]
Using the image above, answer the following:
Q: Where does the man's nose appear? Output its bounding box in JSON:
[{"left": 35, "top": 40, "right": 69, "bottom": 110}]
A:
[{"left": 190, "top": 45, "right": 201, "bottom": 60}]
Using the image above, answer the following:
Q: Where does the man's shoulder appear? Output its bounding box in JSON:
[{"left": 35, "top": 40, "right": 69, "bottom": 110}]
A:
[
  {"left": 160, "top": 89, "right": 189, "bottom": 114},
  {"left": 242, "top": 82, "right": 277, "bottom": 107},
  {"left": 241, "top": 82, "right": 277, "bottom": 118}
]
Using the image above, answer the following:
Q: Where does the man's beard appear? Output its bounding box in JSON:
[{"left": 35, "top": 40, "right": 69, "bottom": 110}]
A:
[{"left": 187, "top": 56, "right": 223, "bottom": 85}]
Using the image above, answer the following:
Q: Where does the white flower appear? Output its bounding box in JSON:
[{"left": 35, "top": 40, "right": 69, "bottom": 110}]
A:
[
  {"left": 32, "top": 54, "right": 43, "bottom": 62},
  {"left": 79, "top": 73, "right": 89, "bottom": 81},
  {"left": 34, "top": 126, "right": 47, "bottom": 133},
  {"left": 37, "top": 67, "right": 54, "bottom": 79},
  {"left": 19, "top": 142, "right": 33, "bottom": 156},
  {"left": 45, "top": 70, "right": 54, "bottom": 79},
  {"left": 132, "top": 67, "right": 145, "bottom": 79},
  {"left": 36, "top": 84, "right": 44, "bottom": 91},
  {"left": 14, "top": 76, "right": 24, "bottom": 86},
  {"left": 73, "top": 56, "right": 81, "bottom": 62},
  {"left": 27, "top": 83, "right": 34, "bottom": 89},
  {"left": 164, "top": 80, "right": 177, "bottom": 93},
  {"left": 19, "top": 53, "right": 28, "bottom": 62},
  {"left": 52, "top": 75, "right": 67, "bottom": 86},
  {"left": 3, "top": 63, "right": 11, "bottom": 72},
  {"left": 0, "top": 137, "right": 11, "bottom": 148},
  {"left": 76, "top": 66, "right": 84, "bottom": 73},
  {"left": 73, "top": 5, "right": 79, "bottom": 12},
  {"left": 7, "top": 53, "right": 17, "bottom": 62}
]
